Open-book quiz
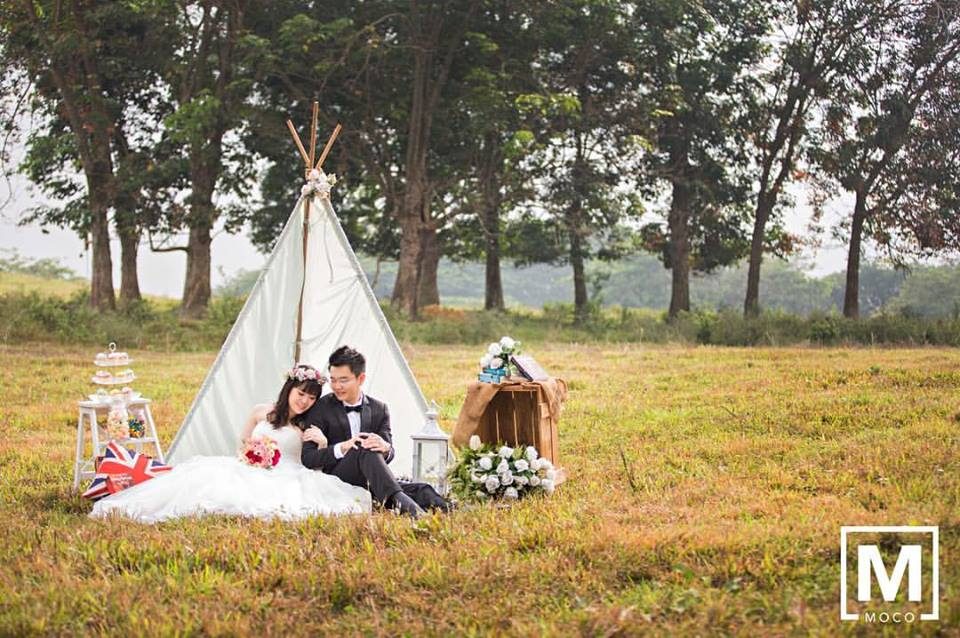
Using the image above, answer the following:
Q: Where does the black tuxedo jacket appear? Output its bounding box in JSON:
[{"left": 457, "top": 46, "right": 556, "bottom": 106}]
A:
[{"left": 300, "top": 392, "right": 395, "bottom": 473}]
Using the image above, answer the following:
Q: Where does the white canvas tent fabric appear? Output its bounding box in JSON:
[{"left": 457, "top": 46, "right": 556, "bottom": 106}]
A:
[{"left": 167, "top": 191, "right": 429, "bottom": 478}]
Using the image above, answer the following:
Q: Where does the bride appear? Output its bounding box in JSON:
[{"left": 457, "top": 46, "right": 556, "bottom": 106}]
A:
[{"left": 91, "top": 364, "right": 372, "bottom": 522}]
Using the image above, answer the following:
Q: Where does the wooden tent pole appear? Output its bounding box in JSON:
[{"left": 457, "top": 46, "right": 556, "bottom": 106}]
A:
[
  {"left": 308, "top": 102, "right": 319, "bottom": 168},
  {"left": 315, "top": 124, "right": 342, "bottom": 170},
  {"left": 288, "top": 103, "right": 341, "bottom": 364},
  {"left": 286, "top": 120, "right": 310, "bottom": 166},
  {"left": 288, "top": 105, "right": 315, "bottom": 363},
  {"left": 294, "top": 200, "right": 310, "bottom": 363}
]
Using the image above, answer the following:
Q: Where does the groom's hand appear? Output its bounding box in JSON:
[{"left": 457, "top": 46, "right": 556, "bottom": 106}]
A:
[
  {"left": 358, "top": 432, "right": 390, "bottom": 455},
  {"left": 338, "top": 437, "right": 360, "bottom": 456},
  {"left": 302, "top": 426, "right": 327, "bottom": 448}
]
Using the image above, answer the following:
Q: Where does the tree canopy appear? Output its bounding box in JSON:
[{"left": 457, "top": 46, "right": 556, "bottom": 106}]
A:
[{"left": 2, "top": 0, "right": 958, "bottom": 319}]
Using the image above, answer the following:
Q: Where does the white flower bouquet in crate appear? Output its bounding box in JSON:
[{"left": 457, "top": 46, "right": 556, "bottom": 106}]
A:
[
  {"left": 447, "top": 435, "right": 556, "bottom": 503},
  {"left": 478, "top": 336, "right": 521, "bottom": 383}
]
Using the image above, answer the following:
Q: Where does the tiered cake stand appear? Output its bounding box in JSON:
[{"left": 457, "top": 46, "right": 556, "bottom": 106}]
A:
[{"left": 72, "top": 344, "right": 166, "bottom": 491}]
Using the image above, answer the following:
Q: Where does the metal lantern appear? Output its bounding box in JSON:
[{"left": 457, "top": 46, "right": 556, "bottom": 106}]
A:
[{"left": 411, "top": 401, "right": 451, "bottom": 494}]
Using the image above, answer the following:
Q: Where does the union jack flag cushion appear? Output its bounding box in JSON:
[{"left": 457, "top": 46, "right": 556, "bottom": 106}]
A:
[{"left": 82, "top": 441, "right": 172, "bottom": 500}]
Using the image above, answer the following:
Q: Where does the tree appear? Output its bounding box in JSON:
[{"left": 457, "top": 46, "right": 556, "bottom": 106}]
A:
[
  {"left": 442, "top": 3, "right": 538, "bottom": 311},
  {"left": 638, "top": 0, "right": 766, "bottom": 318},
  {"left": 242, "top": 2, "right": 394, "bottom": 258},
  {"left": 247, "top": 1, "right": 484, "bottom": 318},
  {"left": 742, "top": 0, "right": 900, "bottom": 315},
  {"left": 888, "top": 265, "right": 960, "bottom": 318},
  {"left": 148, "top": 0, "right": 261, "bottom": 319},
  {"left": 871, "top": 60, "right": 960, "bottom": 261},
  {"left": 515, "top": 0, "right": 643, "bottom": 323},
  {"left": 2, "top": 0, "right": 173, "bottom": 309},
  {"left": 388, "top": 1, "right": 480, "bottom": 316},
  {"left": 811, "top": 1, "right": 960, "bottom": 317}
]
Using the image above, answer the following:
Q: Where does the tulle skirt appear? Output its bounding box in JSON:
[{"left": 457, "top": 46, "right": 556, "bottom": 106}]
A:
[{"left": 90, "top": 456, "right": 372, "bottom": 523}]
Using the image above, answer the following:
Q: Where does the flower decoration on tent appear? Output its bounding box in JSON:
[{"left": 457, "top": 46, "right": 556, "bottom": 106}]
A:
[
  {"left": 239, "top": 435, "right": 281, "bottom": 469},
  {"left": 447, "top": 436, "right": 556, "bottom": 503},
  {"left": 301, "top": 168, "right": 338, "bottom": 199},
  {"left": 479, "top": 336, "right": 521, "bottom": 377}
]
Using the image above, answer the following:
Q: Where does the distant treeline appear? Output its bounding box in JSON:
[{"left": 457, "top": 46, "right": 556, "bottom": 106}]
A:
[
  {"left": 4, "top": 251, "right": 959, "bottom": 348},
  {"left": 216, "top": 257, "right": 960, "bottom": 319}
]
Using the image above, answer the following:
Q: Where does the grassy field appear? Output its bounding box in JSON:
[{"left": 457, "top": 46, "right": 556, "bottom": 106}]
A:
[
  {"left": 0, "top": 272, "right": 87, "bottom": 298},
  {"left": 0, "top": 343, "right": 956, "bottom": 636}
]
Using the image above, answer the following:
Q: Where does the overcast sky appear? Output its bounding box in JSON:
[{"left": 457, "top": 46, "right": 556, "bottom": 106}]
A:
[{"left": 1, "top": 163, "right": 851, "bottom": 299}]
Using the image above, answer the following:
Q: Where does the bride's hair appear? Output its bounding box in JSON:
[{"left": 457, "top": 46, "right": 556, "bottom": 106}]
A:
[{"left": 267, "top": 364, "right": 324, "bottom": 429}]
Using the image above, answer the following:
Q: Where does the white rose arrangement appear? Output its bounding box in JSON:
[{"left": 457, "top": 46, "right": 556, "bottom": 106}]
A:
[
  {"left": 479, "top": 336, "right": 522, "bottom": 377},
  {"left": 448, "top": 435, "right": 555, "bottom": 502},
  {"left": 301, "top": 168, "right": 338, "bottom": 199}
]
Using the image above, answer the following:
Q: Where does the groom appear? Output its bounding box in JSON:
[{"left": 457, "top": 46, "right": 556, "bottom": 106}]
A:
[{"left": 301, "top": 345, "right": 425, "bottom": 517}]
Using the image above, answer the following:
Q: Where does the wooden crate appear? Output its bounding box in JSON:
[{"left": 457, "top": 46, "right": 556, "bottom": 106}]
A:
[{"left": 476, "top": 386, "right": 559, "bottom": 464}]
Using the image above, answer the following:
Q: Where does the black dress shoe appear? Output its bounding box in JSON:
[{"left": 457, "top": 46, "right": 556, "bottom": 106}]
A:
[{"left": 390, "top": 491, "right": 426, "bottom": 518}]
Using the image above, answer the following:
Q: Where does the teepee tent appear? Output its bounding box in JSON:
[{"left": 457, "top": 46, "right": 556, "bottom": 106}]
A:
[{"left": 167, "top": 108, "right": 429, "bottom": 478}]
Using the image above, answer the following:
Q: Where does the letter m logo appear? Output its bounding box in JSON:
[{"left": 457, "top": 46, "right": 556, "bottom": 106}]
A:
[{"left": 857, "top": 544, "right": 922, "bottom": 602}]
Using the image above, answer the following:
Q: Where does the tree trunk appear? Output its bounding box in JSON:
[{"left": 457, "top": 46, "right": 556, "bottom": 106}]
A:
[
  {"left": 87, "top": 187, "right": 116, "bottom": 312},
  {"left": 744, "top": 192, "right": 774, "bottom": 317},
  {"left": 180, "top": 144, "right": 220, "bottom": 319},
  {"left": 743, "top": 81, "right": 811, "bottom": 318},
  {"left": 568, "top": 125, "right": 590, "bottom": 324},
  {"left": 667, "top": 179, "right": 691, "bottom": 318},
  {"left": 181, "top": 160, "right": 215, "bottom": 319},
  {"left": 393, "top": 196, "right": 426, "bottom": 319},
  {"left": 417, "top": 224, "right": 440, "bottom": 307},
  {"left": 568, "top": 202, "right": 589, "bottom": 324},
  {"left": 484, "top": 213, "right": 505, "bottom": 311},
  {"left": 664, "top": 123, "right": 692, "bottom": 319},
  {"left": 480, "top": 139, "right": 505, "bottom": 312},
  {"left": 82, "top": 126, "right": 117, "bottom": 312},
  {"left": 843, "top": 190, "right": 869, "bottom": 319},
  {"left": 390, "top": 16, "right": 431, "bottom": 319},
  {"left": 181, "top": 221, "right": 212, "bottom": 319},
  {"left": 570, "top": 230, "right": 588, "bottom": 323},
  {"left": 118, "top": 224, "right": 141, "bottom": 304}
]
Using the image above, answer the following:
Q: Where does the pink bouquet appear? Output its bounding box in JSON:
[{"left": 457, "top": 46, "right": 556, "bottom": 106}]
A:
[{"left": 239, "top": 435, "right": 281, "bottom": 469}]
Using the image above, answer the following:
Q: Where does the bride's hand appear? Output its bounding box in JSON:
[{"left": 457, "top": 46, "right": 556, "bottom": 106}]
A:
[{"left": 302, "top": 426, "right": 328, "bottom": 448}]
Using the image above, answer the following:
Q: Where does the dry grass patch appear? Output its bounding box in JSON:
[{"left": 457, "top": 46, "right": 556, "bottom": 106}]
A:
[{"left": 0, "top": 343, "right": 957, "bottom": 635}]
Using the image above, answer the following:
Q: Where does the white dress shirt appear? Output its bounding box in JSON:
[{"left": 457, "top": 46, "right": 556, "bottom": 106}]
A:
[{"left": 333, "top": 394, "right": 364, "bottom": 459}]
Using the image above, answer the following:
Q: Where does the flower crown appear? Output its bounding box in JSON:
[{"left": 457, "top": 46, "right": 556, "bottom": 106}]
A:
[{"left": 287, "top": 366, "right": 325, "bottom": 384}]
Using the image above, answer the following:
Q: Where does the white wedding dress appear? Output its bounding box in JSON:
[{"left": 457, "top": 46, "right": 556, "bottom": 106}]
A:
[{"left": 90, "top": 421, "right": 371, "bottom": 522}]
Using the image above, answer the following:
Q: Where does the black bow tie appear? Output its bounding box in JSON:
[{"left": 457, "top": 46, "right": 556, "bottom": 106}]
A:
[{"left": 343, "top": 404, "right": 362, "bottom": 413}]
